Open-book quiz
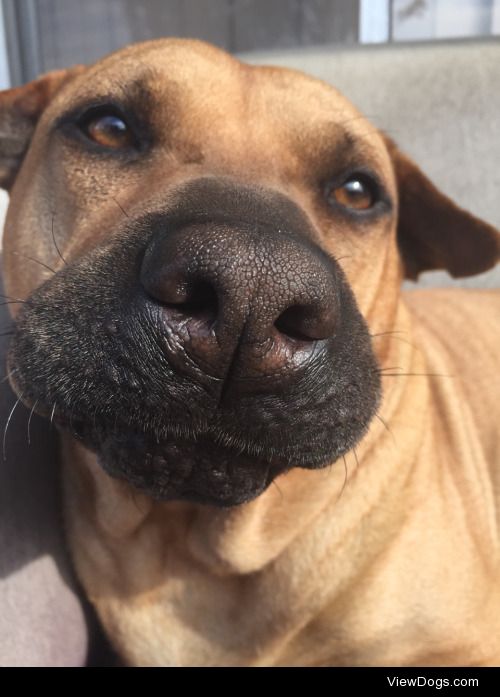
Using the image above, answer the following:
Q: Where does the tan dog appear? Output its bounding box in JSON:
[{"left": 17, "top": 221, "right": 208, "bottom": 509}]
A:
[{"left": 1, "top": 39, "right": 500, "bottom": 667}]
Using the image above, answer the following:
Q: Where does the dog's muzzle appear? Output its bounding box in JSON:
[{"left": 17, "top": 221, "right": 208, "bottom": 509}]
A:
[{"left": 8, "top": 179, "right": 381, "bottom": 506}]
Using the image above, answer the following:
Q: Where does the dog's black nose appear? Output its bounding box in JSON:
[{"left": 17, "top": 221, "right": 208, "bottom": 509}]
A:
[{"left": 140, "top": 219, "right": 337, "bottom": 386}]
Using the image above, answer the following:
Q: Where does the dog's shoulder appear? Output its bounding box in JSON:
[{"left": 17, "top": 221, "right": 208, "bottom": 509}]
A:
[
  {"left": 403, "top": 287, "right": 500, "bottom": 483},
  {"left": 403, "top": 287, "right": 500, "bottom": 405},
  {"left": 403, "top": 287, "right": 500, "bottom": 361}
]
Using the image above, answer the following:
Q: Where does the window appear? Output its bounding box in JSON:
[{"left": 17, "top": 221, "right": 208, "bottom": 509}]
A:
[{"left": 2, "top": 0, "right": 498, "bottom": 86}]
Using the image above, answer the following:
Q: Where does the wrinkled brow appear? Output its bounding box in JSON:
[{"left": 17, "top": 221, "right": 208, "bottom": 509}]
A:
[
  {"left": 293, "top": 119, "right": 388, "bottom": 183},
  {"left": 61, "top": 65, "right": 160, "bottom": 117}
]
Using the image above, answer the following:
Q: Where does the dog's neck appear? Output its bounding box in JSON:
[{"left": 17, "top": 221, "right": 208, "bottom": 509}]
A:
[{"left": 62, "top": 296, "right": 429, "bottom": 580}]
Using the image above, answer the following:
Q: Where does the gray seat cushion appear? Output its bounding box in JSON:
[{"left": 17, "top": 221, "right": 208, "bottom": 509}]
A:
[{"left": 0, "top": 267, "right": 87, "bottom": 666}]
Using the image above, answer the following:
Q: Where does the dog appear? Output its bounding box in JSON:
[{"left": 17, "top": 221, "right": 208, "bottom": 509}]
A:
[{"left": 1, "top": 38, "right": 499, "bottom": 666}]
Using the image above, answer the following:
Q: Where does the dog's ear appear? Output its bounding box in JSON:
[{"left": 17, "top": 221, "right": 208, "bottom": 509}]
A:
[
  {"left": 0, "top": 66, "right": 85, "bottom": 190},
  {"left": 385, "top": 138, "right": 500, "bottom": 280}
]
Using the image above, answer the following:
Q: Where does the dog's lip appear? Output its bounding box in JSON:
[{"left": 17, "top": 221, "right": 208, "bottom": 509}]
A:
[
  {"left": 52, "top": 411, "right": 289, "bottom": 469},
  {"left": 29, "top": 401, "right": 322, "bottom": 470},
  {"left": 53, "top": 412, "right": 278, "bottom": 457}
]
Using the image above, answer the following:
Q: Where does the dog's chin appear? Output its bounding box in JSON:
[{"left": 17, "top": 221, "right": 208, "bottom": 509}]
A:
[{"left": 73, "top": 427, "right": 287, "bottom": 507}]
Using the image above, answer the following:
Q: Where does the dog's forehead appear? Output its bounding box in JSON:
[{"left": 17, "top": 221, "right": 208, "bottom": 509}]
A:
[
  {"left": 75, "top": 37, "right": 355, "bottom": 110},
  {"left": 50, "top": 38, "right": 388, "bottom": 166}
]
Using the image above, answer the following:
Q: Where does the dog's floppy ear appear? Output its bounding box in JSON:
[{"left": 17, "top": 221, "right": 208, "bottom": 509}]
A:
[
  {"left": 385, "top": 138, "right": 500, "bottom": 280},
  {"left": 0, "top": 66, "right": 85, "bottom": 190}
]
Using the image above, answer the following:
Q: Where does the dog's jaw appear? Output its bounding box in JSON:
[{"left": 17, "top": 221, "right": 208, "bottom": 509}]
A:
[{"left": 97, "top": 433, "right": 278, "bottom": 507}]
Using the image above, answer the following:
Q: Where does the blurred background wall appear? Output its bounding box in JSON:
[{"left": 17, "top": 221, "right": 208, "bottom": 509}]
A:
[{"left": 1, "top": 0, "right": 499, "bottom": 83}]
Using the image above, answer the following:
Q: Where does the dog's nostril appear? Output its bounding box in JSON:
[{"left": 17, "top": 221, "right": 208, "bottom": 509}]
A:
[
  {"left": 275, "top": 307, "right": 315, "bottom": 342},
  {"left": 275, "top": 305, "right": 335, "bottom": 343},
  {"left": 275, "top": 306, "right": 316, "bottom": 342},
  {"left": 164, "top": 281, "right": 218, "bottom": 324}
]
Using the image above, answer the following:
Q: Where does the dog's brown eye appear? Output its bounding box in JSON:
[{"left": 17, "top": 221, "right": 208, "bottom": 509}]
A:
[
  {"left": 84, "top": 114, "right": 133, "bottom": 149},
  {"left": 328, "top": 177, "right": 375, "bottom": 211}
]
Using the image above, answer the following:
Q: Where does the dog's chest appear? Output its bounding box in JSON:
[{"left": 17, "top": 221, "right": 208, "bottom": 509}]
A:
[
  {"left": 84, "top": 554, "right": 500, "bottom": 667},
  {"left": 64, "top": 462, "right": 500, "bottom": 667}
]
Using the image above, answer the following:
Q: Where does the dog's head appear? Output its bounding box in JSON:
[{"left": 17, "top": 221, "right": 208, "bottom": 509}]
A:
[{"left": 1, "top": 39, "right": 499, "bottom": 506}]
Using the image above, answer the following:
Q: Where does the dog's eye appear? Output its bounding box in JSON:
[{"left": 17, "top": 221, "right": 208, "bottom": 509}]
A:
[
  {"left": 80, "top": 111, "right": 134, "bottom": 150},
  {"left": 327, "top": 176, "right": 376, "bottom": 211}
]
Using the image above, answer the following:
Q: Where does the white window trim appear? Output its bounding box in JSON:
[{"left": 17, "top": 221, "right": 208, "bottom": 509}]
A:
[
  {"left": 493, "top": 0, "right": 500, "bottom": 32},
  {"left": 359, "top": 0, "right": 391, "bottom": 43},
  {"left": 0, "top": 1, "right": 10, "bottom": 90}
]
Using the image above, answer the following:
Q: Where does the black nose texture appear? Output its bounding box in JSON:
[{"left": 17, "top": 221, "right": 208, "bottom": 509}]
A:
[{"left": 140, "top": 217, "right": 338, "bottom": 390}]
